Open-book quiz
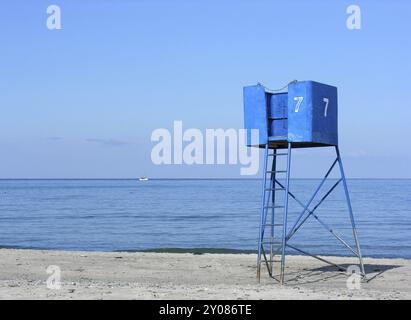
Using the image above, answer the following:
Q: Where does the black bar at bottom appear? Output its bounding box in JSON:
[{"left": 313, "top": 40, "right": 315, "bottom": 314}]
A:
[{"left": 1, "top": 300, "right": 408, "bottom": 319}]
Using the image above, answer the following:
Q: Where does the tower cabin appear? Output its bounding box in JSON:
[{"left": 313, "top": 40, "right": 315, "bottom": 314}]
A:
[{"left": 244, "top": 81, "right": 338, "bottom": 149}]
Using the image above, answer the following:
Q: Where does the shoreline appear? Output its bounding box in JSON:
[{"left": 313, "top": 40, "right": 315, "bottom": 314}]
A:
[
  {"left": 0, "top": 246, "right": 256, "bottom": 255},
  {"left": 1, "top": 248, "right": 410, "bottom": 299},
  {"left": 0, "top": 246, "right": 408, "bottom": 260}
]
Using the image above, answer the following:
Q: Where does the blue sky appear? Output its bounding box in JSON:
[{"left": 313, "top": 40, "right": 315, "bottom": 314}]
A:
[{"left": 0, "top": 0, "right": 410, "bottom": 178}]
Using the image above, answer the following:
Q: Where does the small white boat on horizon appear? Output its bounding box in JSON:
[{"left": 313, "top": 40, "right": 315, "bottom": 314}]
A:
[{"left": 139, "top": 176, "right": 149, "bottom": 181}]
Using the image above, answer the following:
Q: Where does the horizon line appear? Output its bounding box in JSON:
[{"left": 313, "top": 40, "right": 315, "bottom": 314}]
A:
[{"left": 0, "top": 177, "right": 410, "bottom": 180}]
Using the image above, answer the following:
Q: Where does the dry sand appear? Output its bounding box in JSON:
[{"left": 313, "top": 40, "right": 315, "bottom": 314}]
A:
[{"left": 0, "top": 248, "right": 409, "bottom": 299}]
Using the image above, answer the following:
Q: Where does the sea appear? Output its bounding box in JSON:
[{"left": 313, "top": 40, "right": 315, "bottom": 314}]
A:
[{"left": 0, "top": 179, "right": 410, "bottom": 259}]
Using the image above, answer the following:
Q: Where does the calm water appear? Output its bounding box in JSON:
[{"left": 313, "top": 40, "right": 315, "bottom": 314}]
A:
[{"left": 0, "top": 179, "right": 410, "bottom": 259}]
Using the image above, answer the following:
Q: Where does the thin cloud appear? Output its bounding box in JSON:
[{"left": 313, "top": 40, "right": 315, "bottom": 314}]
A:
[
  {"left": 85, "top": 138, "right": 129, "bottom": 147},
  {"left": 46, "top": 136, "right": 63, "bottom": 141}
]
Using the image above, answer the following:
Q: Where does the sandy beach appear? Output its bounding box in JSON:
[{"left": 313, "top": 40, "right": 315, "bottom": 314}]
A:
[{"left": 0, "top": 248, "right": 409, "bottom": 300}]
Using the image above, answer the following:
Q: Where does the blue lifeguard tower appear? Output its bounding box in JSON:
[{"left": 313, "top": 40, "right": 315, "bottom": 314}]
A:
[{"left": 244, "top": 80, "right": 365, "bottom": 284}]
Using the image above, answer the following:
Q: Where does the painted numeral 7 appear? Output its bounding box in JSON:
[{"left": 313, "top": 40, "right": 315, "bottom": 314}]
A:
[
  {"left": 323, "top": 97, "right": 329, "bottom": 117},
  {"left": 294, "top": 96, "right": 303, "bottom": 112}
]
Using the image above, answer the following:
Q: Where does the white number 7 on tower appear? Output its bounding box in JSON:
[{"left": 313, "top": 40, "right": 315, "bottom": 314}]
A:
[
  {"left": 323, "top": 97, "right": 329, "bottom": 117},
  {"left": 294, "top": 96, "right": 303, "bottom": 112}
]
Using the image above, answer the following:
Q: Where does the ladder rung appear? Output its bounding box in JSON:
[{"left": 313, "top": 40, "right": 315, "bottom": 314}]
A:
[
  {"left": 268, "top": 153, "right": 288, "bottom": 157},
  {"left": 266, "top": 170, "right": 287, "bottom": 174},
  {"left": 268, "top": 117, "right": 288, "bottom": 120},
  {"left": 262, "top": 241, "right": 283, "bottom": 245},
  {"left": 262, "top": 260, "right": 281, "bottom": 263},
  {"left": 263, "top": 205, "right": 284, "bottom": 208},
  {"left": 264, "top": 188, "right": 284, "bottom": 192}
]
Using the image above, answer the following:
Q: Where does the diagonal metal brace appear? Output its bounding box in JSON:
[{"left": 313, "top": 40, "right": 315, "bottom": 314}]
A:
[
  {"left": 276, "top": 178, "right": 360, "bottom": 257},
  {"left": 285, "top": 158, "right": 338, "bottom": 235},
  {"left": 286, "top": 178, "right": 342, "bottom": 239}
]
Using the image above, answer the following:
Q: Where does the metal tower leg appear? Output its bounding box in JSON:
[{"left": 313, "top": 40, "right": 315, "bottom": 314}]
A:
[
  {"left": 257, "top": 144, "right": 269, "bottom": 282},
  {"left": 269, "top": 149, "right": 277, "bottom": 274},
  {"left": 335, "top": 146, "right": 366, "bottom": 277},
  {"left": 280, "top": 142, "right": 292, "bottom": 284}
]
